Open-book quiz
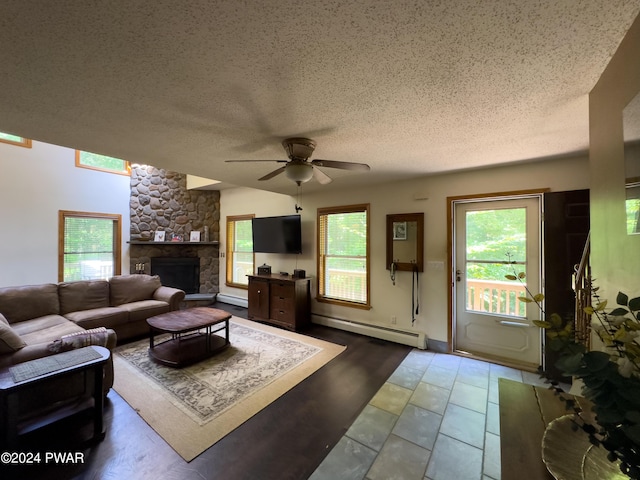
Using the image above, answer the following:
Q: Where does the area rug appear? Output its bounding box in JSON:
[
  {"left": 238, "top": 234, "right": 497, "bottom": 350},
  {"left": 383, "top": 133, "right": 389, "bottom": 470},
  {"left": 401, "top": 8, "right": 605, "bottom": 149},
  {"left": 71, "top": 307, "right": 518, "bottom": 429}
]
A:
[{"left": 112, "top": 316, "right": 345, "bottom": 461}]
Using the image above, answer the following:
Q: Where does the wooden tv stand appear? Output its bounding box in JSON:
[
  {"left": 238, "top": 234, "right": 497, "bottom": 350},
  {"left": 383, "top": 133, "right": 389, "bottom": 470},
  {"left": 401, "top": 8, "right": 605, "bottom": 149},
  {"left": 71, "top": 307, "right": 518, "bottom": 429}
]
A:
[{"left": 247, "top": 274, "right": 311, "bottom": 331}]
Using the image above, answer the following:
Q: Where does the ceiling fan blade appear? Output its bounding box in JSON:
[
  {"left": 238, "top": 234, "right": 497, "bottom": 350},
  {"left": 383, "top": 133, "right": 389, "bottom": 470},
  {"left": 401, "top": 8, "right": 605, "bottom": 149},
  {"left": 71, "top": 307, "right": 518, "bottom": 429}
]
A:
[
  {"left": 258, "top": 166, "right": 286, "bottom": 181},
  {"left": 313, "top": 166, "right": 333, "bottom": 184},
  {"left": 311, "top": 159, "right": 371, "bottom": 171},
  {"left": 225, "top": 159, "right": 287, "bottom": 163}
]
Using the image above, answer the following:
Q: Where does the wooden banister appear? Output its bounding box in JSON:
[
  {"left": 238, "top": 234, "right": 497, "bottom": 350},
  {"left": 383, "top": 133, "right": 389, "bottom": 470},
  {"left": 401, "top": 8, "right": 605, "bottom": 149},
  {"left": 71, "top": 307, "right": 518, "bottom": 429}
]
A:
[{"left": 573, "top": 232, "right": 591, "bottom": 348}]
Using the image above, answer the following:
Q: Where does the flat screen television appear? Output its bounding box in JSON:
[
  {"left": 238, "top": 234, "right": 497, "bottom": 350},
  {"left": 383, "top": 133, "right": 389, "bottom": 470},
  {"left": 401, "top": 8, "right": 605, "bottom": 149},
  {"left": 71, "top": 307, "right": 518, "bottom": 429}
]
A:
[{"left": 252, "top": 215, "right": 302, "bottom": 254}]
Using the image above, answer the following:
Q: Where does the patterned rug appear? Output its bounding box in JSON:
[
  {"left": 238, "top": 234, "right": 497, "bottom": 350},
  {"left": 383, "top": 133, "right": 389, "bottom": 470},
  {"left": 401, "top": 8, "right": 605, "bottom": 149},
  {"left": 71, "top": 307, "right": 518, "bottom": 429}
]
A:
[{"left": 112, "top": 316, "right": 345, "bottom": 461}]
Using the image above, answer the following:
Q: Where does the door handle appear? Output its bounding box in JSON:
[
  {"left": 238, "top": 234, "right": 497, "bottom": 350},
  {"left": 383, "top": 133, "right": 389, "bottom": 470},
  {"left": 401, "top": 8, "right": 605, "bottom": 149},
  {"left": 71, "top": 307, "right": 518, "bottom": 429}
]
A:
[
  {"left": 498, "top": 320, "right": 530, "bottom": 328},
  {"left": 456, "top": 269, "right": 463, "bottom": 282}
]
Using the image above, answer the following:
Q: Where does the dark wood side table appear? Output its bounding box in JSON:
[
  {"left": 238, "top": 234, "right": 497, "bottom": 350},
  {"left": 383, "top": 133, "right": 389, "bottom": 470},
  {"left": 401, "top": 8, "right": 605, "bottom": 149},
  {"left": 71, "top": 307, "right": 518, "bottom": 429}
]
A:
[
  {"left": 499, "top": 378, "right": 589, "bottom": 480},
  {"left": 0, "top": 345, "right": 110, "bottom": 449}
]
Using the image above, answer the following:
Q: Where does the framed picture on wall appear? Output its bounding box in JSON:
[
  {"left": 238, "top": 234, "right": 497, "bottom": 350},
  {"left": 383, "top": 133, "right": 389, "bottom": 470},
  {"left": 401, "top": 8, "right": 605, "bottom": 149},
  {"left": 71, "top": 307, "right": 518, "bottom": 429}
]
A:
[
  {"left": 393, "top": 222, "right": 407, "bottom": 240},
  {"left": 154, "top": 231, "right": 165, "bottom": 242},
  {"left": 190, "top": 231, "right": 201, "bottom": 242}
]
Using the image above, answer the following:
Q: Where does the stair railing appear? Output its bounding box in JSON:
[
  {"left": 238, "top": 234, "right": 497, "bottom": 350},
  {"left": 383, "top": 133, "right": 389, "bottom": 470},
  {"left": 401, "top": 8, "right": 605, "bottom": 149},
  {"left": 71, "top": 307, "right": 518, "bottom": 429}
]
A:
[{"left": 573, "top": 231, "right": 592, "bottom": 348}]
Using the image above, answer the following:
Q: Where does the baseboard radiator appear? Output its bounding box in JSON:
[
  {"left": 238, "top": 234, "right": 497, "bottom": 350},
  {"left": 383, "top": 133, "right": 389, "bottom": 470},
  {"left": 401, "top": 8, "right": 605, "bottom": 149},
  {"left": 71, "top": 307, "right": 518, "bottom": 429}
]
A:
[
  {"left": 215, "top": 297, "right": 427, "bottom": 349},
  {"left": 313, "top": 315, "right": 427, "bottom": 350},
  {"left": 215, "top": 294, "right": 248, "bottom": 309}
]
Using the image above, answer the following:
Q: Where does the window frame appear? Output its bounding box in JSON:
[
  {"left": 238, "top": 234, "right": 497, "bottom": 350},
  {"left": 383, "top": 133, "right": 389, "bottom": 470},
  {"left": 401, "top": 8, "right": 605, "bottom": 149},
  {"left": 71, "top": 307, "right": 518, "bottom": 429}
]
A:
[
  {"left": 58, "top": 210, "right": 122, "bottom": 282},
  {"left": 226, "top": 214, "right": 255, "bottom": 289},
  {"left": 316, "top": 203, "right": 371, "bottom": 309},
  {"left": 75, "top": 150, "right": 131, "bottom": 176},
  {"left": 0, "top": 133, "right": 32, "bottom": 148}
]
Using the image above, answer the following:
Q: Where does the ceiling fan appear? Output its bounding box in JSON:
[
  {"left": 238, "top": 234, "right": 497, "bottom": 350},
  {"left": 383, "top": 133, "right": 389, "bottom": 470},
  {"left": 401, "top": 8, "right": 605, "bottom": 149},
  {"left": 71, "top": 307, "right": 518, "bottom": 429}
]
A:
[{"left": 226, "top": 137, "right": 371, "bottom": 185}]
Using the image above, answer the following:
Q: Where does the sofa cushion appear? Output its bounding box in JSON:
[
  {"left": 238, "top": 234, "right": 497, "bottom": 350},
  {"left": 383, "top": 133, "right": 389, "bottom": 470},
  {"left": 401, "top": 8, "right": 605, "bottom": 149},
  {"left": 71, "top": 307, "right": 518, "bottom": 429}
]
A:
[
  {"left": 11, "top": 315, "right": 84, "bottom": 346},
  {"left": 0, "top": 284, "right": 60, "bottom": 323},
  {"left": 110, "top": 275, "right": 162, "bottom": 306},
  {"left": 64, "top": 307, "right": 128, "bottom": 331},
  {"left": 59, "top": 280, "right": 110, "bottom": 315},
  {"left": 117, "top": 300, "right": 171, "bottom": 323},
  {"left": 0, "top": 314, "right": 26, "bottom": 353}
]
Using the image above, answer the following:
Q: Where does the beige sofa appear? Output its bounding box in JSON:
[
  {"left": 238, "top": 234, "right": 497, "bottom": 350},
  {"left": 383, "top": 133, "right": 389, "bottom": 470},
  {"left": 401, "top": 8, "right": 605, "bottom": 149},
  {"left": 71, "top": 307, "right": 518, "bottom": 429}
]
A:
[{"left": 0, "top": 274, "right": 185, "bottom": 391}]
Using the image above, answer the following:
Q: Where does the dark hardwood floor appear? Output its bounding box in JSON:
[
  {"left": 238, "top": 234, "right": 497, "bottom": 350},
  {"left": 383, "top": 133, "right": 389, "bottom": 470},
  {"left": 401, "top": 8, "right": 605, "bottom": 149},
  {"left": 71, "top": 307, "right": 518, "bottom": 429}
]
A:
[{"left": 2, "top": 303, "right": 411, "bottom": 480}]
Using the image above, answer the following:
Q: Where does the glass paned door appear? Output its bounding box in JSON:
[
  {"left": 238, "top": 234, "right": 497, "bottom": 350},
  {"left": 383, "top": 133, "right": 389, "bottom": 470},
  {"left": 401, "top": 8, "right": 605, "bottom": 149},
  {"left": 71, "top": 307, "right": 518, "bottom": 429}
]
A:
[{"left": 454, "top": 196, "right": 542, "bottom": 367}]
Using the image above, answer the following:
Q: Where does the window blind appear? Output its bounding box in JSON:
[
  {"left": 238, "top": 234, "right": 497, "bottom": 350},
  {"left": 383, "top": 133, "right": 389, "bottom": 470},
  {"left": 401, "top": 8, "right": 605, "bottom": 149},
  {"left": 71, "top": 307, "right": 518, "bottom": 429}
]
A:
[
  {"left": 60, "top": 212, "right": 120, "bottom": 282},
  {"left": 317, "top": 204, "right": 369, "bottom": 306},
  {"left": 226, "top": 215, "right": 254, "bottom": 287}
]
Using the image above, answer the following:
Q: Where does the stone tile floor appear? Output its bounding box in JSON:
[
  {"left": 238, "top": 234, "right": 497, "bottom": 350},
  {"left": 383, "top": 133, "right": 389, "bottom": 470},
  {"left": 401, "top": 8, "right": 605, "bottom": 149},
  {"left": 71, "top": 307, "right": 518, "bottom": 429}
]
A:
[{"left": 309, "top": 350, "right": 553, "bottom": 480}]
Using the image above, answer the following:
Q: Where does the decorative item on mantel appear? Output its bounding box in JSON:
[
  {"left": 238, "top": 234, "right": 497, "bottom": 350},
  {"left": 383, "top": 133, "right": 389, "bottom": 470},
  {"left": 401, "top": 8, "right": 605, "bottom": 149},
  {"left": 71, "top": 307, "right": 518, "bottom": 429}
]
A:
[
  {"left": 154, "top": 231, "right": 166, "bottom": 242},
  {"left": 203, "top": 226, "right": 209, "bottom": 243},
  {"left": 507, "top": 255, "right": 640, "bottom": 479},
  {"left": 171, "top": 233, "right": 183, "bottom": 242}
]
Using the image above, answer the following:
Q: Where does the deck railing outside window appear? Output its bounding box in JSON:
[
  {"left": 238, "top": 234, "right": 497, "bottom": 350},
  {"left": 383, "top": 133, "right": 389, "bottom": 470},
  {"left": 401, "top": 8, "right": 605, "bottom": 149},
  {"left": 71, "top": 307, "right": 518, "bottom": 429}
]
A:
[
  {"left": 324, "top": 267, "right": 366, "bottom": 303},
  {"left": 466, "top": 279, "right": 527, "bottom": 317}
]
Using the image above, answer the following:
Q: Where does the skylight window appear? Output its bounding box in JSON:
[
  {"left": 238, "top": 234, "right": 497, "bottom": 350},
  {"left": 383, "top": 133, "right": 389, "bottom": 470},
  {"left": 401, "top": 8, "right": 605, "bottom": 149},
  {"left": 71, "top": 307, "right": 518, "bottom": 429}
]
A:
[
  {"left": 75, "top": 150, "right": 130, "bottom": 175},
  {"left": 0, "top": 132, "right": 32, "bottom": 148}
]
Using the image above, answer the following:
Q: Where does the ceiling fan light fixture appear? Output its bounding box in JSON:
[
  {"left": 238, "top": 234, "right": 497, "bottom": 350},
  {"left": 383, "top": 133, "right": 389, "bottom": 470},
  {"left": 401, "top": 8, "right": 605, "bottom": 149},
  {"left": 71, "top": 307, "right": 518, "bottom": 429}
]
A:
[
  {"left": 285, "top": 162, "right": 314, "bottom": 184},
  {"left": 282, "top": 137, "right": 316, "bottom": 160}
]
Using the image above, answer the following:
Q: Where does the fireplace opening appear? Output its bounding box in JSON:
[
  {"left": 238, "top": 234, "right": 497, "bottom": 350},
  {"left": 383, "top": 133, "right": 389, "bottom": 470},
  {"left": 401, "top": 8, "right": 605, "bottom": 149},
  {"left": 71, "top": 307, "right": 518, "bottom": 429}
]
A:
[{"left": 151, "top": 257, "right": 200, "bottom": 294}]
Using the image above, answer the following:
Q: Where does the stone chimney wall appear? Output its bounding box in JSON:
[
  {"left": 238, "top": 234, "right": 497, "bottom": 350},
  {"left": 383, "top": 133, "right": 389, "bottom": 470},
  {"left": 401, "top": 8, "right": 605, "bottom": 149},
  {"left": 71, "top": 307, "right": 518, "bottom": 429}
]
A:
[{"left": 129, "top": 165, "right": 220, "bottom": 294}]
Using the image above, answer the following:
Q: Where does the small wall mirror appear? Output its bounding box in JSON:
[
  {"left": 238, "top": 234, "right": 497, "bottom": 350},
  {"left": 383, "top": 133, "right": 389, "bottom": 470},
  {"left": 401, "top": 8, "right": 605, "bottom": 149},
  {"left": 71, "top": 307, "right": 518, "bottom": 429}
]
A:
[
  {"left": 624, "top": 92, "right": 640, "bottom": 235},
  {"left": 386, "top": 213, "right": 424, "bottom": 272}
]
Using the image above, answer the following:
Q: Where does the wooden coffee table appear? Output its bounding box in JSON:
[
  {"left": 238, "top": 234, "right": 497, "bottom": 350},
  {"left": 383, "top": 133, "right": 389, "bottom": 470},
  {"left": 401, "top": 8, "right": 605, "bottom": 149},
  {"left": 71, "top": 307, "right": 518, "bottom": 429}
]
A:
[{"left": 147, "top": 307, "right": 231, "bottom": 367}]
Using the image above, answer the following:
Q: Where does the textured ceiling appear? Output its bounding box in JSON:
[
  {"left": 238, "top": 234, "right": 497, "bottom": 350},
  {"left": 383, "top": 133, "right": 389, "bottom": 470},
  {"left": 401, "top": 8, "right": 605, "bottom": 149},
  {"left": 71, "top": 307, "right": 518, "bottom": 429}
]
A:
[{"left": 0, "top": 1, "right": 638, "bottom": 195}]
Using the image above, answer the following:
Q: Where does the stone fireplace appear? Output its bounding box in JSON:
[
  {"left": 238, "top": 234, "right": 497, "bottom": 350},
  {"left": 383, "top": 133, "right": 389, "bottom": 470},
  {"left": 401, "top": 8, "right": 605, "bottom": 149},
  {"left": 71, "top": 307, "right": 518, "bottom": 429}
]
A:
[{"left": 128, "top": 166, "right": 220, "bottom": 295}]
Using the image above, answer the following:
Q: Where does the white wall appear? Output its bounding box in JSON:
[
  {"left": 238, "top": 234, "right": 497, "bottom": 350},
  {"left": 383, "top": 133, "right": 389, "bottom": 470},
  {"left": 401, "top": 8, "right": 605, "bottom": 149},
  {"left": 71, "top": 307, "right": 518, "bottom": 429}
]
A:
[
  {"left": 590, "top": 12, "right": 640, "bottom": 299},
  {"left": 0, "top": 140, "right": 131, "bottom": 287},
  {"left": 219, "top": 155, "right": 590, "bottom": 345}
]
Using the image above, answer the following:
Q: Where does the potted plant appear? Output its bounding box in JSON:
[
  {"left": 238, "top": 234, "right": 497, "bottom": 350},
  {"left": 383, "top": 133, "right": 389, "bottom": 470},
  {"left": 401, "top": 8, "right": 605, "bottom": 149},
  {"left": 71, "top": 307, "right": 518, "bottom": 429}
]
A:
[{"left": 507, "top": 264, "right": 640, "bottom": 479}]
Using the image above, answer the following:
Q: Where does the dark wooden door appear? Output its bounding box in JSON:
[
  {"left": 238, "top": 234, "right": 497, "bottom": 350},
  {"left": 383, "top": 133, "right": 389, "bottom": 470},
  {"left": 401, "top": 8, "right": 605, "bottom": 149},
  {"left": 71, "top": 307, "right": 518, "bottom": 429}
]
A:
[{"left": 543, "top": 189, "right": 590, "bottom": 380}]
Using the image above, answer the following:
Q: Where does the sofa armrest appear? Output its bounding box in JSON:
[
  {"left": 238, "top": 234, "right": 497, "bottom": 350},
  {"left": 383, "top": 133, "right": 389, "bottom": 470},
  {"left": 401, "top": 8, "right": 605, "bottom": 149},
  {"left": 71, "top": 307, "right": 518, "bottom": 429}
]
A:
[
  {"left": 2, "top": 329, "right": 118, "bottom": 393},
  {"left": 1, "top": 343, "right": 57, "bottom": 367},
  {"left": 50, "top": 328, "right": 117, "bottom": 393},
  {"left": 2, "top": 328, "right": 117, "bottom": 363},
  {"left": 153, "top": 286, "right": 186, "bottom": 311}
]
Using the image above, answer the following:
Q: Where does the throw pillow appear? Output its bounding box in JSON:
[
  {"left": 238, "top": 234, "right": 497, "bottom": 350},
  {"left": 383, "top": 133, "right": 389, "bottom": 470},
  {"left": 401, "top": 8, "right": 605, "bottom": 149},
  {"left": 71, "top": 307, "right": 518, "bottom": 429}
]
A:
[
  {"left": 0, "top": 314, "right": 27, "bottom": 353},
  {"left": 47, "top": 327, "right": 110, "bottom": 353}
]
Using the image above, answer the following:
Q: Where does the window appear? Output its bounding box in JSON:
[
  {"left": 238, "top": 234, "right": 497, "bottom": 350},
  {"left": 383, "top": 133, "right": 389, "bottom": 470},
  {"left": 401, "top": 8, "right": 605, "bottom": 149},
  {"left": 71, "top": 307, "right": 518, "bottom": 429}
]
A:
[
  {"left": 226, "top": 215, "right": 254, "bottom": 288},
  {"left": 627, "top": 181, "right": 640, "bottom": 235},
  {"left": 0, "top": 132, "right": 31, "bottom": 148},
  {"left": 75, "top": 150, "right": 130, "bottom": 175},
  {"left": 59, "top": 211, "right": 122, "bottom": 282},
  {"left": 317, "top": 204, "right": 370, "bottom": 308}
]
